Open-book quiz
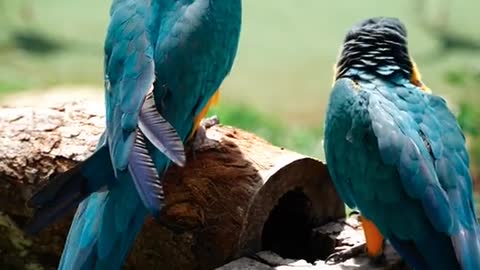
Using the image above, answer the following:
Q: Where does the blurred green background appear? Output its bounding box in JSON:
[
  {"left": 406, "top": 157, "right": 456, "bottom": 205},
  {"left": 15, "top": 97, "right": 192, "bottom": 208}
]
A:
[{"left": 0, "top": 0, "right": 479, "bottom": 207}]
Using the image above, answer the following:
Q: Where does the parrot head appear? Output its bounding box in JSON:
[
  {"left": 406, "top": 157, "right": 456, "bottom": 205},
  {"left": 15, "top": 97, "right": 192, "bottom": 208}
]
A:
[{"left": 334, "top": 17, "right": 430, "bottom": 92}]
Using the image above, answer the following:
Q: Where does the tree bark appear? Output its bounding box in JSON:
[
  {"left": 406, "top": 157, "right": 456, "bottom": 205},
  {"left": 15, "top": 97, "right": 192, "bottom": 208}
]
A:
[{"left": 0, "top": 101, "right": 345, "bottom": 270}]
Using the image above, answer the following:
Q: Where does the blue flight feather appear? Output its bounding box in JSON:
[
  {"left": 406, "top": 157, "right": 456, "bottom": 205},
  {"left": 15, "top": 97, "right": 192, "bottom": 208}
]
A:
[
  {"left": 24, "top": 142, "right": 114, "bottom": 235},
  {"left": 138, "top": 89, "right": 186, "bottom": 167},
  {"left": 128, "top": 130, "right": 165, "bottom": 217}
]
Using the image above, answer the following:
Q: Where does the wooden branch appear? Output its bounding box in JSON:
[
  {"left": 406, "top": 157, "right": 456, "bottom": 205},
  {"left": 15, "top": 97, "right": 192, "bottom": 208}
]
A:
[{"left": 0, "top": 101, "right": 345, "bottom": 270}]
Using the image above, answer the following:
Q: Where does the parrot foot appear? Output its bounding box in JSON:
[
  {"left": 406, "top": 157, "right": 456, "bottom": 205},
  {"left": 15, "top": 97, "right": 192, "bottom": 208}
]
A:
[
  {"left": 325, "top": 243, "right": 386, "bottom": 266},
  {"left": 200, "top": 115, "right": 220, "bottom": 129},
  {"left": 325, "top": 243, "right": 366, "bottom": 265},
  {"left": 189, "top": 115, "right": 221, "bottom": 157}
]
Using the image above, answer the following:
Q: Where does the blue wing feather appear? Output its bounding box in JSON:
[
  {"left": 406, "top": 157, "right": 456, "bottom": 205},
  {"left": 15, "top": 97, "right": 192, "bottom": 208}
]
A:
[
  {"left": 105, "top": 0, "right": 184, "bottom": 216},
  {"left": 128, "top": 130, "right": 165, "bottom": 217},
  {"left": 138, "top": 90, "right": 186, "bottom": 167},
  {"left": 105, "top": 1, "right": 156, "bottom": 171},
  {"left": 324, "top": 76, "right": 480, "bottom": 270},
  {"left": 323, "top": 79, "right": 358, "bottom": 208},
  {"left": 370, "top": 83, "right": 480, "bottom": 270},
  {"left": 56, "top": 1, "right": 242, "bottom": 269},
  {"left": 423, "top": 97, "right": 480, "bottom": 269}
]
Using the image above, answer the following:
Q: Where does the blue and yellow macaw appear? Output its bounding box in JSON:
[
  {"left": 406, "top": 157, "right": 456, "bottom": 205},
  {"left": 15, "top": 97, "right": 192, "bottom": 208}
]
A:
[
  {"left": 24, "top": 1, "right": 242, "bottom": 269},
  {"left": 324, "top": 17, "right": 480, "bottom": 270}
]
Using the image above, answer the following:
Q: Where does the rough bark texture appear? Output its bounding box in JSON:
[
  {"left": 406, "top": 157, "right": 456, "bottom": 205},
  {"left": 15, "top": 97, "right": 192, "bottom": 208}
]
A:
[{"left": 0, "top": 101, "right": 346, "bottom": 270}]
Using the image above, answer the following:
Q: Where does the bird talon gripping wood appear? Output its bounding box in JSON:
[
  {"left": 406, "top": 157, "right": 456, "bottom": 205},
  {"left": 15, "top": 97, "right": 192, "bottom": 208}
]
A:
[
  {"left": 187, "top": 115, "right": 222, "bottom": 160},
  {"left": 201, "top": 115, "right": 221, "bottom": 129},
  {"left": 323, "top": 17, "right": 480, "bottom": 270},
  {"left": 325, "top": 243, "right": 366, "bottom": 265}
]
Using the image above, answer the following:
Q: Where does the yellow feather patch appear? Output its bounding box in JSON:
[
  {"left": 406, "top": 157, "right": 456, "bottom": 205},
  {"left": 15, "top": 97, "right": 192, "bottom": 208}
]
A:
[
  {"left": 189, "top": 90, "right": 221, "bottom": 139},
  {"left": 410, "top": 60, "right": 432, "bottom": 93},
  {"left": 332, "top": 64, "right": 339, "bottom": 86}
]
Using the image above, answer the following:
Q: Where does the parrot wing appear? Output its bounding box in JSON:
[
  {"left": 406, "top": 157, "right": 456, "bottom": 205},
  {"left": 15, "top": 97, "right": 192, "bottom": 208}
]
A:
[
  {"left": 104, "top": 1, "right": 184, "bottom": 215},
  {"left": 368, "top": 83, "right": 480, "bottom": 269},
  {"left": 418, "top": 93, "right": 480, "bottom": 269},
  {"left": 324, "top": 79, "right": 361, "bottom": 209}
]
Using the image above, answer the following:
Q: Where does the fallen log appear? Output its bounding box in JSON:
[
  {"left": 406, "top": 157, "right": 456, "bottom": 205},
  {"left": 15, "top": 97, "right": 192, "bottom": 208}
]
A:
[{"left": 0, "top": 100, "right": 345, "bottom": 270}]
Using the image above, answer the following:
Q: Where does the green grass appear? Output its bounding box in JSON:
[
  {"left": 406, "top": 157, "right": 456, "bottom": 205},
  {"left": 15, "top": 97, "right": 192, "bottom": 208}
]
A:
[
  {"left": 207, "top": 102, "right": 325, "bottom": 159},
  {"left": 1, "top": 0, "right": 480, "bottom": 124}
]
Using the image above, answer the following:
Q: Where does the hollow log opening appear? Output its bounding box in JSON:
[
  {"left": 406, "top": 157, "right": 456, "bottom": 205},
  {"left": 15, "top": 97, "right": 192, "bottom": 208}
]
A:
[{"left": 261, "top": 188, "right": 335, "bottom": 263}]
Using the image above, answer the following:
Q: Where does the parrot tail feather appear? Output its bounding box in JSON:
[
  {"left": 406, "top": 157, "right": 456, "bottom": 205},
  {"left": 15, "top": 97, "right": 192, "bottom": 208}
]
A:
[
  {"left": 128, "top": 130, "right": 165, "bottom": 218},
  {"left": 24, "top": 145, "right": 114, "bottom": 235},
  {"left": 59, "top": 174, "right": 148, "bottom": 270},
  {"left": 451, "top": 224, "right": 480, "bottom": 270},
  {"left": 138, "top": 89, "right": 186, "bottom": 167},
  {"left": 448, "top": 188, "right": 480, "bottom": 270}
]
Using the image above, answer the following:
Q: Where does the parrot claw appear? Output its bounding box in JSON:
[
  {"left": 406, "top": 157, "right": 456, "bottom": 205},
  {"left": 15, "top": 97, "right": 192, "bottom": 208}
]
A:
[
  {"left": 324, "top": 242, "right": 386, "bottom": 266},
  {"left": 325, "top": 243, "right": 366, "bottom": 265},
  {"left": 189, "top": 115, "right": 221, "bottom": 158},
  {"left": 200, "top": 115, "right": 220, "bottom": 129}
]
